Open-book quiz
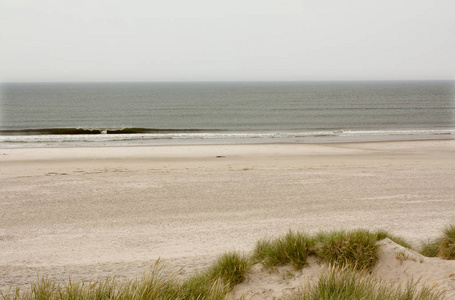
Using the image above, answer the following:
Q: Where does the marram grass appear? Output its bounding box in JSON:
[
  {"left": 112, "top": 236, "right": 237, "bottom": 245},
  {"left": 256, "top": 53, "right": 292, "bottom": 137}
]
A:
[
  {"left": 314, "top": 229, "right": 379, "bottom": 271},
  {"left": 420, "top": 239, "right": 442, "bottom": 258},
  {"left": 420, "top": 223, "right": 455, "bottom": 259},
  {"left": 205, "top": 252, "right": 250, "bottom": 288},
  {"left": 284, "top": 266, "right": 445, "bottom": 300},
  {"left": 3, "top": 225, "right": 454, "bottom": 300},
  {"left": 252, "top": 231, "right": 315, "bottom": 269},
  {"left": 1, "top": 257, "right": 239, "bottom": 300},
  {"left": 180, "top": 251, "right": 250, "bottom": 298},
  {"left": 2, "top": 261, "right": 186, "bottom": 300},
  {"left": 253, "top": 229, "right": 380, "bottom": 271}
]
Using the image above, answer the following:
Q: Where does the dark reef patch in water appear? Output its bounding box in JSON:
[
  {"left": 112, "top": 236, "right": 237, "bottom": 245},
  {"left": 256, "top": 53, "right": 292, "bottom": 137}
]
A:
[{"left": 0, "top": 128, "right": 222, "bottom": 136}]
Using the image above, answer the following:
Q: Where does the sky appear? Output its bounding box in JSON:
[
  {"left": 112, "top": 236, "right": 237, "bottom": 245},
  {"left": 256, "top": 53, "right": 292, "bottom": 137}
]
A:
[{"left": 1, "top": 0, "right": 454, "bottom": 82}]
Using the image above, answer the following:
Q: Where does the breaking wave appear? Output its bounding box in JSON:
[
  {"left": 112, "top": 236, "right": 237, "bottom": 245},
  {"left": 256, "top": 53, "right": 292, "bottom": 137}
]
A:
[
  {"left": 0, "top": 128, "right": 453, "bottom": 148},
  {"left": 0, "top": 127, "right": 219, "bottom": 136}
]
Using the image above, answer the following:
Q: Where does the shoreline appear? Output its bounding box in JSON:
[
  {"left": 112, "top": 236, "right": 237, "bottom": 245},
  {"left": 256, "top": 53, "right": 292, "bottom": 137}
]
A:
[
  {"left": 1, "top": 136, "right": 453, "bottom": 150},
  {"left": 1, "top": 140, "right": 454, "bottom": 292},
  {"left": 1, "top": 129, "right": 453, "bottom": 149}
]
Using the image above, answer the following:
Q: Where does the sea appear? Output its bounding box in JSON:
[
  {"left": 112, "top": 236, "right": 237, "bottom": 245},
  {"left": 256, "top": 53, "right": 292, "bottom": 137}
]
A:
[{"left": 0, "top": 81, "right": 454, "bottom": 148}]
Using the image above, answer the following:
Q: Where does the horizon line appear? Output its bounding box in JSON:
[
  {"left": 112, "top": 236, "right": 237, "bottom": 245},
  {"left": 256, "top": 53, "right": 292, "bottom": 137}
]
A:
[{"left": 1, "top": 79, "right": 454, "bottom": 84}]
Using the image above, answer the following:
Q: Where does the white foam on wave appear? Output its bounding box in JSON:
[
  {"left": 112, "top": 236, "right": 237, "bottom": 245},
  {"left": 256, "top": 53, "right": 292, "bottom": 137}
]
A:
[{"left": 0, "top": 129, "right": 454, "bottom": 148}]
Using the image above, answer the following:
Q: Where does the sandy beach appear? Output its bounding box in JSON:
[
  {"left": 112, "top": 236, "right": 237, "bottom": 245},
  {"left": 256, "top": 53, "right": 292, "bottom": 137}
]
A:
[{"left": 1, "top": 140, "right": 455, "bottom": 296}]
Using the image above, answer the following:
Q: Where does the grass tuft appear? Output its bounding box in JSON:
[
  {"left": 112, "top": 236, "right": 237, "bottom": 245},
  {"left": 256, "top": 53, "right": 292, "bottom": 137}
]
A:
[
  {"left": 252, "top": 231, "right": 315, "bottom": 269},
  {"left": 285, "top": 267, "right": 445, "bottom": 300},
  {"left": 315, "top": 230, "right": 379, "bottom": 271},
  {"left": 420, "top": 239, "right": 442, "bottom": 258},
  {"left": 4, "top": 225, "right": 454, "bottom": 299},
  {"left": 419, "top": 223, "right": 455, "bottom": 259},
  {"left": 254, "top": 230, "right": 383, "bottom": 271},
  {"left": 204, "top": 252, "right": 251, "bottom": 288},
  {"left": 439, "top": 224, "right": 455, "bottom": 259},
  {"left": 2, "top": 261, "right": 224, "bottom": 300},
  {"left": 179, "top": 274, "right": 226, "bottom": 300},
  {"left": 180, "top": 251, "right": 250, "bottom": 299}
]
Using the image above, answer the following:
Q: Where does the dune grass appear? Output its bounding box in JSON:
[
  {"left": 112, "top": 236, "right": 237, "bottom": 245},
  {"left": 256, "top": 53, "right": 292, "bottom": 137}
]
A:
[
  {"left": 439, "top": 224, "right": 455, "bottom": 259},
  {"left": 2, "top": 262, "right": 187, "bottom": 300},
  {"left": 253, "top": 229, "right": 380, "bottom": 271},
  {"left": 420, "top": 239, "right": 442, "bottom": 258},
  {"left": 419, "top": 224, "right": 455, "bottom": 259},
  {"left": 3, "top": 225, "right": 453, "bottom": 299},
  {"left": 204, "top": 252, "right": 250, "bottom": 288},
  {"left": 1, "top": 254, "right": 248, "bottom": 300},
  {"left": 252, "top": 231, "right": 315, "bottom": 269},
  {"left": 181, "top": 251, "right": 250, "bottom": 298},
  {"left": 285, "top": 267, "right": 445, "bottom": 300},
  {"left": 314, "top": 229, "right": 379, "bottom": 271}
]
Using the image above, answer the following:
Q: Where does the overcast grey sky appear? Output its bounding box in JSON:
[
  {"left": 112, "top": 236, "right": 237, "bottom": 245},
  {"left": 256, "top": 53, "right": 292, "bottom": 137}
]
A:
[{"left": 1, "top": 0, "right": 454, "bottom": 82}]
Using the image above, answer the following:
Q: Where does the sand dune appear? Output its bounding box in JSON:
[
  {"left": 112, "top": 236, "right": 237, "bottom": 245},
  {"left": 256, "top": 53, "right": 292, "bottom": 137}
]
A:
[{"left": 229, "top": 238, "right": 455, "bottom": 299}]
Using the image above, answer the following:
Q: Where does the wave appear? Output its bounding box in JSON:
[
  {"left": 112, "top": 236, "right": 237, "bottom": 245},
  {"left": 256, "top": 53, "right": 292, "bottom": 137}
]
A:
[
  {"left": 1, "top": 128, "right": 453, "bottom": 145},
  {"left": 0, "top": 127, "right": 221, "bottom": 136}
]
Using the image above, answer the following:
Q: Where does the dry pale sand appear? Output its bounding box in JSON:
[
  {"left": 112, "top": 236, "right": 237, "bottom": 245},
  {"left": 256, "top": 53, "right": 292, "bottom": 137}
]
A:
[{"left": 0, "top": 140, "right": 454, "bottom": 297}]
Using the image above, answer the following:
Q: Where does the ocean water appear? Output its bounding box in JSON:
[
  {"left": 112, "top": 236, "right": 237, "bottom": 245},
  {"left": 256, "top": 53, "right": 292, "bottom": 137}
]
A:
[{"left": 0, "top": 81, "right": 454, "bottom": 147}]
